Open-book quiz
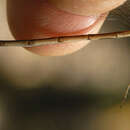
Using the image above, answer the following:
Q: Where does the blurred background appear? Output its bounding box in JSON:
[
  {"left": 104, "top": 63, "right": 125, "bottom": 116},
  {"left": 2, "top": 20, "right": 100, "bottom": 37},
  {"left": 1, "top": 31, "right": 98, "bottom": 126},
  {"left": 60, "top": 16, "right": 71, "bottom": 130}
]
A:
[{"left": 0, "top": 0, "right": 130, "bottom": 130}]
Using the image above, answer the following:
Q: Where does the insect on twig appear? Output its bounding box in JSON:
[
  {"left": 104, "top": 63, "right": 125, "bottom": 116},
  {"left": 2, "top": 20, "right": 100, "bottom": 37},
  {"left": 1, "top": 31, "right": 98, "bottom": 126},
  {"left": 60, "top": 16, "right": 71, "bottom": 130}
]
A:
[
  {"left": 0, "top": 29, "right": 130, "bottom": 107},
  {"left": 0, "top": 30, "right": 130, "bottom": 47},
  {"left": 120, "top": 84, "right": 130, "bottom": 108}
]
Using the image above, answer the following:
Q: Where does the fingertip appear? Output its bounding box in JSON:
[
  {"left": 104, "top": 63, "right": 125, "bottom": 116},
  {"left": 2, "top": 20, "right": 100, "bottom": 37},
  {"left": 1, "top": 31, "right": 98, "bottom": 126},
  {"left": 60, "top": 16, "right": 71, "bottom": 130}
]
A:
[{"left": 7, "top": 0, "right": 110, "bottom": 56}]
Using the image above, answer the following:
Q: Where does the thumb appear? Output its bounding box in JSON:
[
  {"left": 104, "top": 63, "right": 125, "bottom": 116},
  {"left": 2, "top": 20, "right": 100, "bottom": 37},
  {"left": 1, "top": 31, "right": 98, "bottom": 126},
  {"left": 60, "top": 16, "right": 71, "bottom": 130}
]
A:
[{"left": 7, "top": 0, "right": 125, "bottom": 56}]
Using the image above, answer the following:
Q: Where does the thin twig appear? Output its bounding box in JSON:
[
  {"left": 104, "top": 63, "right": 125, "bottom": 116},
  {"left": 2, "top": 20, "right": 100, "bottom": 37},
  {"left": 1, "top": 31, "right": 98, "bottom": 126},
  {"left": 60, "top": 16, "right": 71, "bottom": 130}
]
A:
[
  {"left": 0, "top": 30, "right": 130, "bottom": 47},
  {"left": 120, "top": 84, "right": 130, "bottom": 108}
]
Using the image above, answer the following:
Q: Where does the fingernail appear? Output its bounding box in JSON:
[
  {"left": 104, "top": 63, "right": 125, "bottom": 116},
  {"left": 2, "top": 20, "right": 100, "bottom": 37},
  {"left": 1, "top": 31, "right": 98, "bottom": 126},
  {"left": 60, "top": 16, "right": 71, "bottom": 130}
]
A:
[{"left": 49, "top": 0, "right": 126, "bottom": 16}]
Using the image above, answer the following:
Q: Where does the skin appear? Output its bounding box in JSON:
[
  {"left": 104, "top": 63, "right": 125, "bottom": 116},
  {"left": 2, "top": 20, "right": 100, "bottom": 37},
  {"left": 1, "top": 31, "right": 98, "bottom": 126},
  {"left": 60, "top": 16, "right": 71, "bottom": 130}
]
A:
[{"left": 7, "top": 0, "right": 126, "bottom": 56}]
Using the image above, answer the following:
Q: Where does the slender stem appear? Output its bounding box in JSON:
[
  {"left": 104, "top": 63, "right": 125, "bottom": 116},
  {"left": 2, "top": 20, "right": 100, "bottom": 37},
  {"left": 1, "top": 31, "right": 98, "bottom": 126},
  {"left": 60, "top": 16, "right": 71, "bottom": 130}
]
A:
[
  {"left": 0, "top": 30, "right": 130, "bottom": 47},
  {"left": 120, "top": 84, "right": 130, "bottom": 108}
]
